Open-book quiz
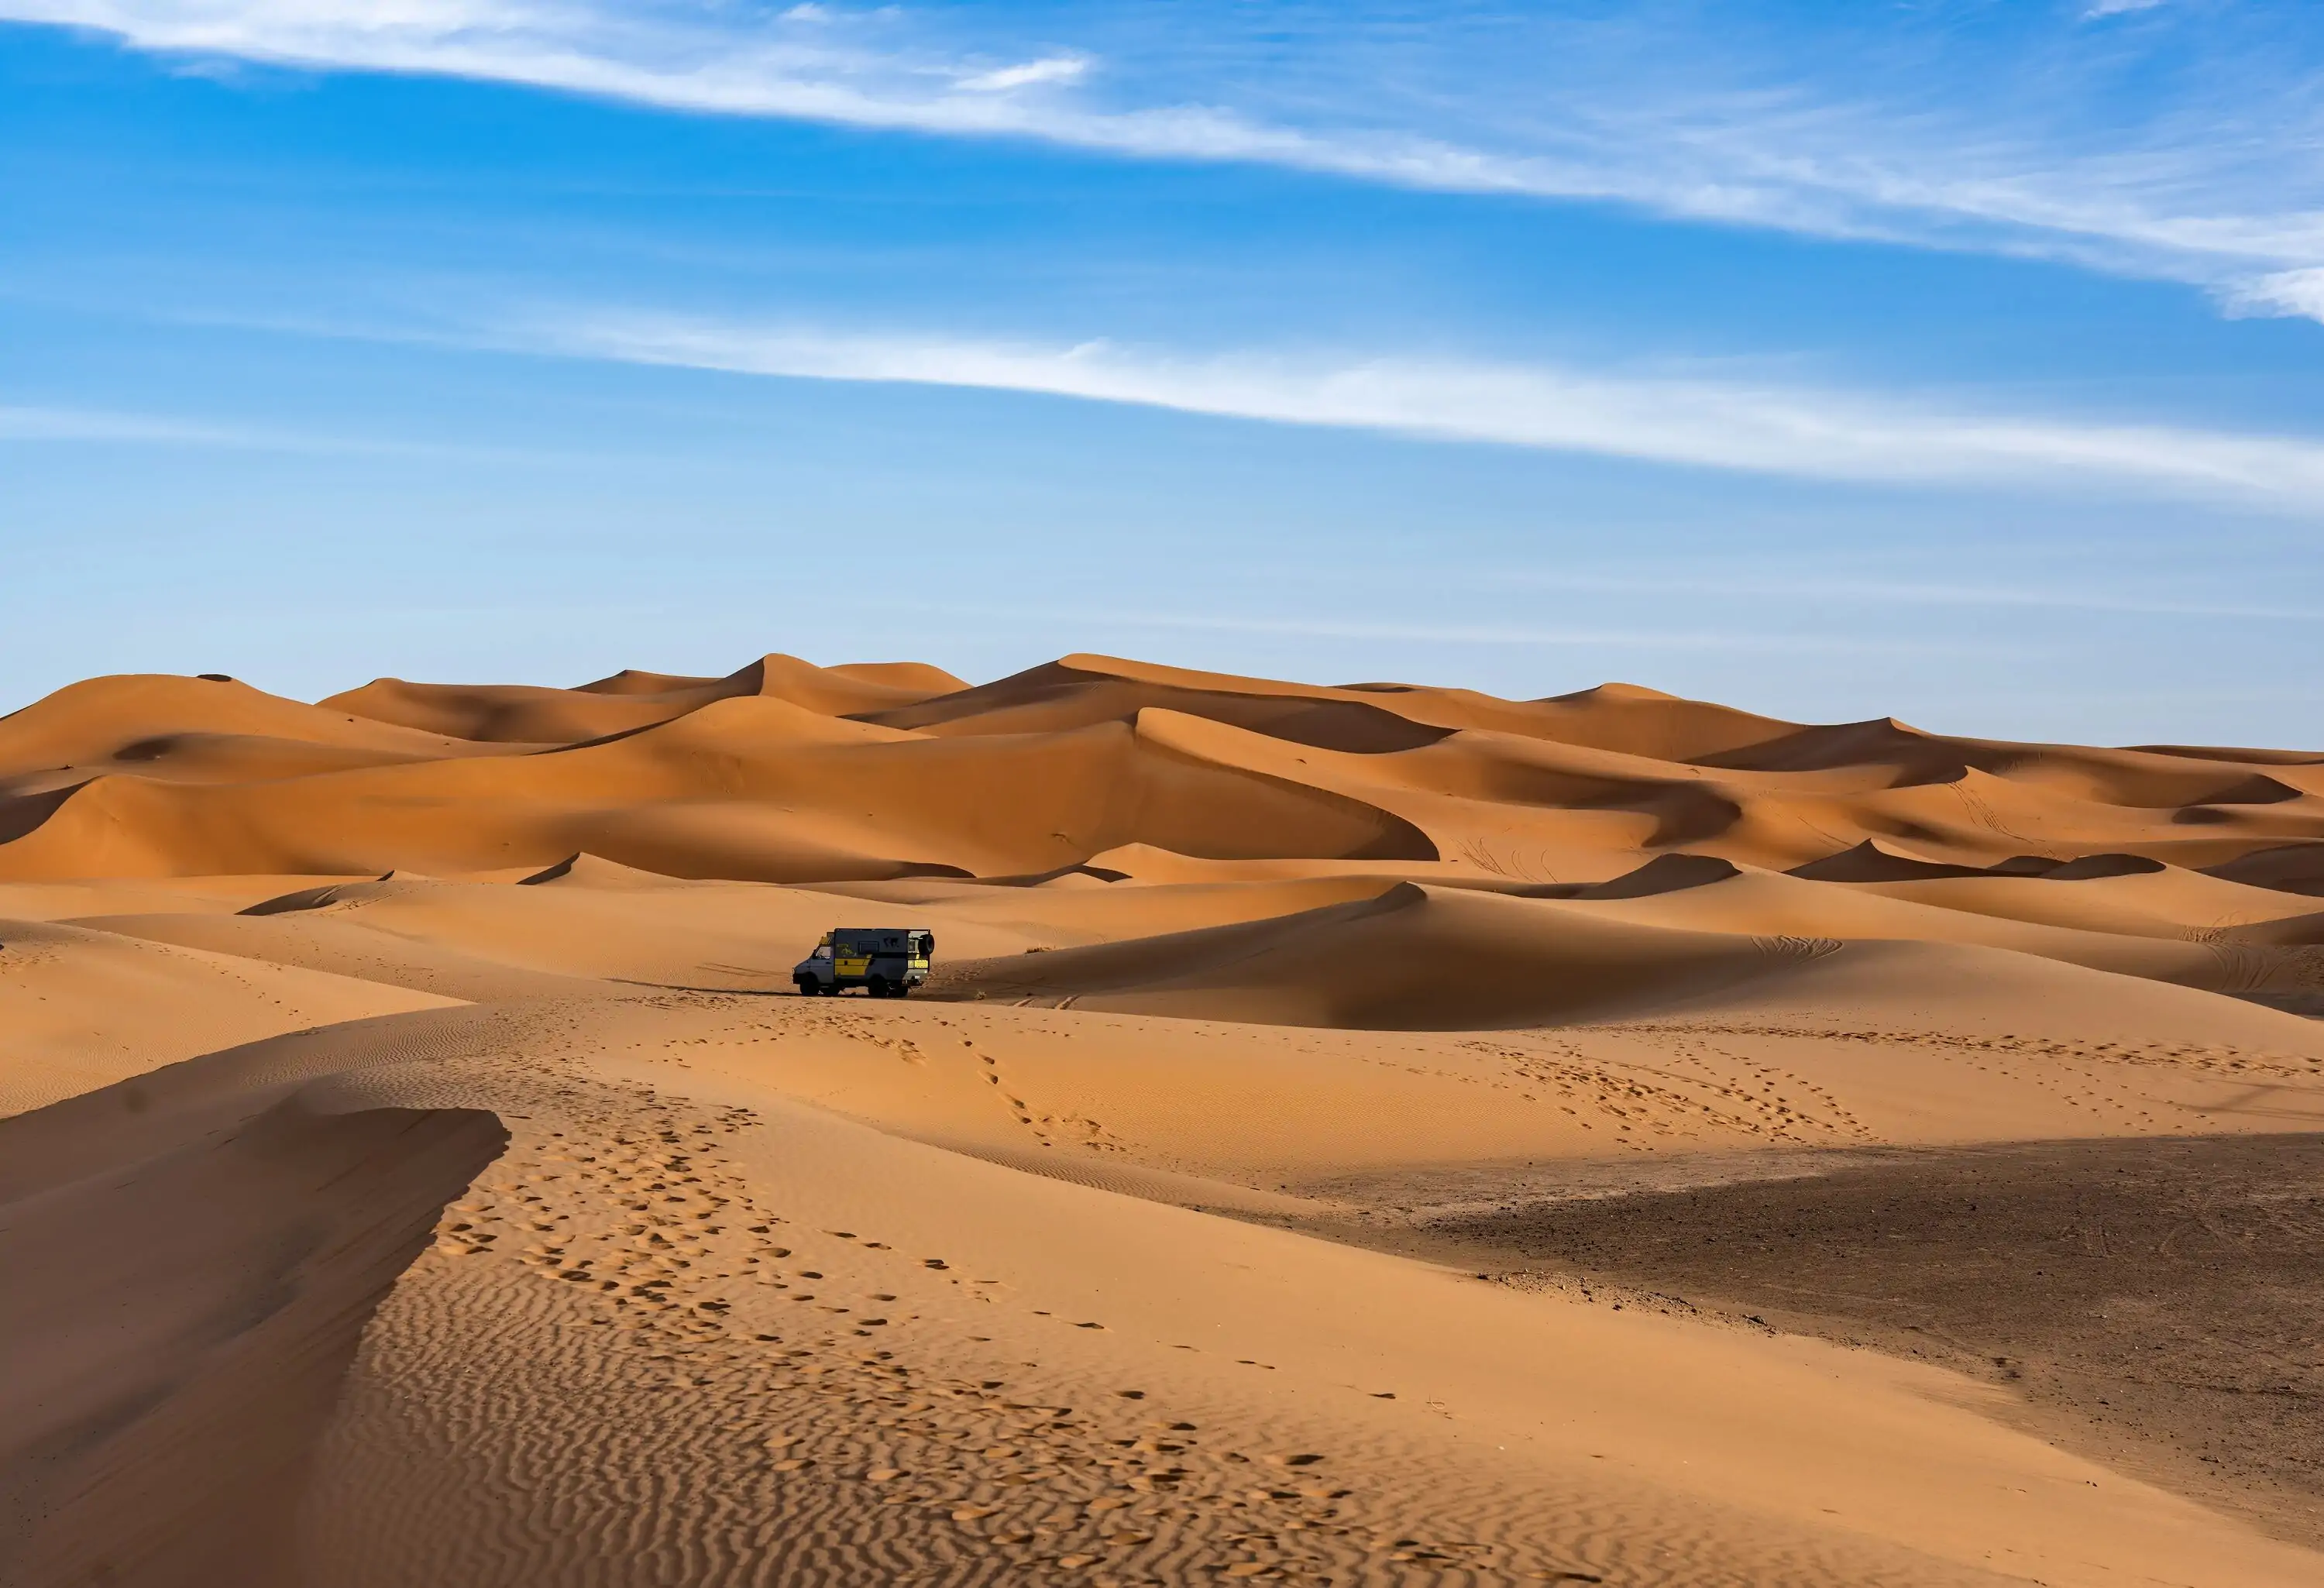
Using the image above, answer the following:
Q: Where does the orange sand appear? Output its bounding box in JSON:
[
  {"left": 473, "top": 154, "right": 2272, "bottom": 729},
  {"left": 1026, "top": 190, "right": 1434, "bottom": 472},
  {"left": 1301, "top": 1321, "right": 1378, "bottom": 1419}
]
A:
[{"left": 3, "top": 654, "right": 2321, "bottom": 1586}]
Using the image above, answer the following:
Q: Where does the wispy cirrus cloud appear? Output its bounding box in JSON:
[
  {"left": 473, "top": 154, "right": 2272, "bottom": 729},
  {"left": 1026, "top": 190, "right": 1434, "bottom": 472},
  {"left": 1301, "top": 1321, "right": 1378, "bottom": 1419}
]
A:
[
  {"left": 9, "top": 2, "right": 2324, "bottom": 321},
  {"left": 956, "top": 55, "right": 1088, "bottom": 94},
  {"left": 0, "top": 403, "right": 265, "bottom": 445},
  {"left": 2224, "top": 268, "right": 2324, "bottom": 321},
  {"left": 531, "top": 313, "right": 2324, "bottom": 510},
  {"left": 34, "top": 306, "right": 2324, "bottom": 513},
  {"left": 0, "top": 400, "right": 582, "bottom": 462}
]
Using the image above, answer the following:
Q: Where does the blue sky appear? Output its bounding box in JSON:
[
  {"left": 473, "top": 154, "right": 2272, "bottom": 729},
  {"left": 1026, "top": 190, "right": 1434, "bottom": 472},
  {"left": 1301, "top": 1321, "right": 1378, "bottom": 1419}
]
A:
[{"left": 3, "top": 1, "right": 2320, "bottom": 745}]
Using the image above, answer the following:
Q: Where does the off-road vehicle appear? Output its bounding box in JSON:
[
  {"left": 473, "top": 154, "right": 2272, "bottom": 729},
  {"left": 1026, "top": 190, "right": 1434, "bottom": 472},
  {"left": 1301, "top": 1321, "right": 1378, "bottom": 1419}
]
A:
[{"left": 793, "top": 927, "right": 933, "bottom": 998}]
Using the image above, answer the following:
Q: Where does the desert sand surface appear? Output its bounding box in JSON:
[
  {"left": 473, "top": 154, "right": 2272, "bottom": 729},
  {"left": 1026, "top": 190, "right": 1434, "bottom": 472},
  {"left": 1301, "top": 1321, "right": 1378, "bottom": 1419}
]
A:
[{"left": 5, "top": 653, "right": 2324, "bottom": 1587}]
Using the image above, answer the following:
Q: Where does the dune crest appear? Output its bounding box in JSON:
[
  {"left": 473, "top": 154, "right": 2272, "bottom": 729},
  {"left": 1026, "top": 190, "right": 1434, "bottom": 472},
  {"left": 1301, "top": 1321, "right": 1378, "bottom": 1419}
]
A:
[{"left": 517, "top": 851, "right": 690, "bottom": 888}]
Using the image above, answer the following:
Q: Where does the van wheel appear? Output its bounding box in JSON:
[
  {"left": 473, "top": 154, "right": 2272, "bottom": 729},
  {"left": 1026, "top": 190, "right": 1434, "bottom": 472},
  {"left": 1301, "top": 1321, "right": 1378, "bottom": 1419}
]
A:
[
  {"left": 794, "top": 977, "right": 816, "bottom": 997},
  {"left": 867, "top": 975, "right": 891, "bottom": 999}
]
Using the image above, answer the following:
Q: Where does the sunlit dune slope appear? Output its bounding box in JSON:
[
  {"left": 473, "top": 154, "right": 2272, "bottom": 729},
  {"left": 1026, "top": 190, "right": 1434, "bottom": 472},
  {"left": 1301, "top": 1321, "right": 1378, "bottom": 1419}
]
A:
[
  {"left": 0, "top": 675, "right": 500, "bottom": 809},
  {"left": 0, "top": 916, "right": 459, "bottom": 1115}
]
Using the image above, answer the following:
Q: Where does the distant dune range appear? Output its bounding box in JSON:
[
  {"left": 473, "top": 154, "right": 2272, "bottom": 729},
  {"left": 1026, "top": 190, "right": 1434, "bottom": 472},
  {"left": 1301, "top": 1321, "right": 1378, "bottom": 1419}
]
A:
[{"left": 4, "top": 654, "right": 2323, "bottom": 1587}]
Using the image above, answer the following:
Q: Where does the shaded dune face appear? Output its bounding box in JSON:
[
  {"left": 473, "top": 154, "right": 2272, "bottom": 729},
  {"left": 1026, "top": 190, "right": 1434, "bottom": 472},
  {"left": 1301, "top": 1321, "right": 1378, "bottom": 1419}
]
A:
[
  {"left": 0, "top": 1077, "right": 505, "bottom": 1588},
  {"left": 2210, "top": 841, "right": 2324, "bottom": 898},
  {"left": 932, "top": 882, "right": 1817, "bottom": 1029}
]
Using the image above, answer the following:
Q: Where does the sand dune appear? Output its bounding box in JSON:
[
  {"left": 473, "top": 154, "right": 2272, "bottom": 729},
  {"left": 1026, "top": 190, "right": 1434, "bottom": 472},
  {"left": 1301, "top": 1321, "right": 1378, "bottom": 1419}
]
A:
[
  {"left": 0, "top": 873, "right": 369, "bottom": 921},
  {"left": 4, "top": 654, "right": 2322, "bottom": 1587},
  {"left": 0, "top": 916, "right": 458, "bottom": 1115},
  {"left": 75, "top": 909, "right": 616, "bottom": 1002},
  {"left": 0, "top": 1081, "right": 501, "bottom": 1588},
  {"left": 936, "top": 882, "right": 1823, "bottom": 1028},
  {"left": 321, "top": 654, "right": 968, "bottom": 746},
  {"left": 7, "top": 655, "right": 2318, "bottom": 893},
  {"left": 2210, "top": 839, "right": 2324, "bottom": 896},
  {"left": 0, "top": 674, "right": 483, "bottom": 788},
  {"left": 1850, "top": 863, "right": 2322, "bottom": 935}
]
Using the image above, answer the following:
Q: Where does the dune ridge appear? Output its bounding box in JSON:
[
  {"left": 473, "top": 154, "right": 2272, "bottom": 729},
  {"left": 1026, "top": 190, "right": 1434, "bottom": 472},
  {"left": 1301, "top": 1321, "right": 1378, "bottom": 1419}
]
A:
[
  {"left": 4, "top": 653, "right": 2322, "bottom": 1587},
  {"left": 4, "top": 653, "right": 2315, "bottom": 897},
  {"left": 0, "top": 1079, "right": 503, "bottom": 1588}
]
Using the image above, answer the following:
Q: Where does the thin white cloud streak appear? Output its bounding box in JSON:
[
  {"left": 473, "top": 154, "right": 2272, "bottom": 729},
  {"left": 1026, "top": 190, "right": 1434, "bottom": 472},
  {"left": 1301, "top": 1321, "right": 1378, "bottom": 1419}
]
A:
[
  {"left": 957, "top": 56, "right": 1088, "bottom": 94},
  {"left": 541, "top": 315, "right": 2324, "bottom": 510},
  {"left": 11, "top": 2, "right": 2324, "bottom": 318},
  {"left": 26, "top": 323, "right": 2324, "bottom": 515},
  {"left": 1, "top": 2, "right": 1135, "bottom": 136},
  {"left": 0, "top": 400, "right": 586, "bottom": 463},
  {"left": 0, "top": 403, "right": 266, "bottom": 445}
]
